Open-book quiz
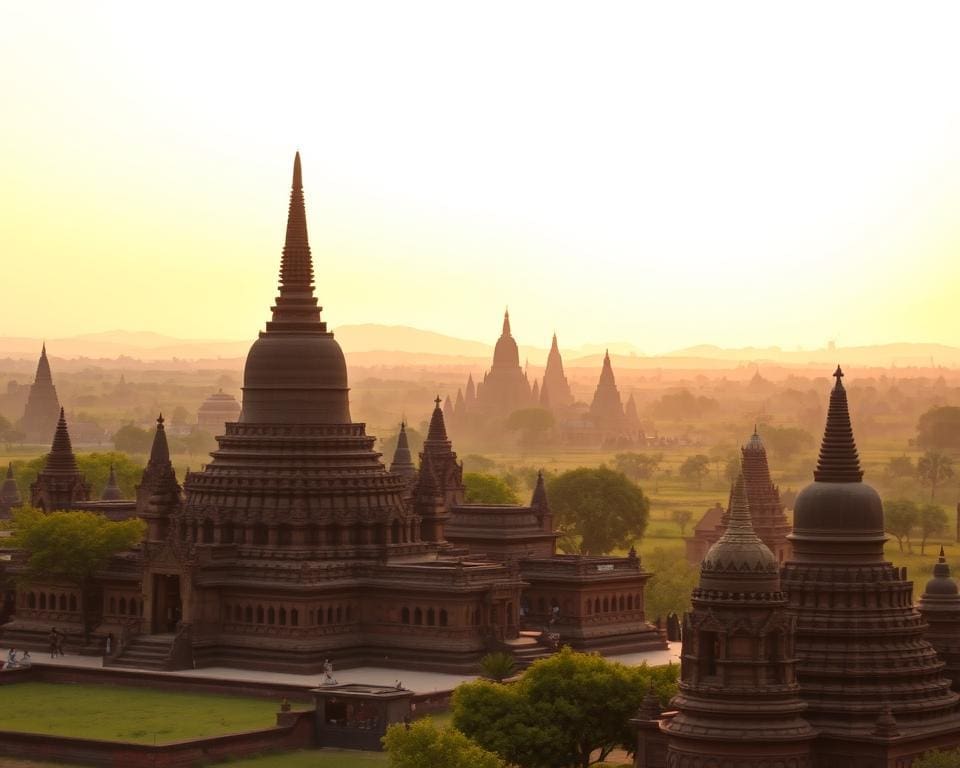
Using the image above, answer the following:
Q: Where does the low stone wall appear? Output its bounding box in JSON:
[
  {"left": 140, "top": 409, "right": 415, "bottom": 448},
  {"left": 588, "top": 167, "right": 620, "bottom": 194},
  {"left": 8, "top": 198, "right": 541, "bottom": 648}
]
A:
[
  {"left": 0, "top": 710, "right": 315, "bottom": 768},
  {"left": 0, "top": 662, "right": 315, "bottom": 703}
]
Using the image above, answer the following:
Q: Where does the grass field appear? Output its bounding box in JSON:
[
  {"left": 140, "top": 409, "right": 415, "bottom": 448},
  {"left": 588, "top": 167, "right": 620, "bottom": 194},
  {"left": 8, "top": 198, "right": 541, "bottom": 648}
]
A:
[{"left": 0, "top": 683, "right": 276, "bottom": 744}]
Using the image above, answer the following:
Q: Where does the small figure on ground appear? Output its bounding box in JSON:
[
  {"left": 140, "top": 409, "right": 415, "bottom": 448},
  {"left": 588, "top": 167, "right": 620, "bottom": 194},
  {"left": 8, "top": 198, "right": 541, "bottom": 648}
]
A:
[
  {"left": 54, "top": 629, "right": 65, "bottom": 657},
  {"left": 4, "top": 648, "right": 17, "bottom": 669},
  {"left": 320, "top": 658, "right": 338, "bottom": 686},
  {"left": 48, "top": 628, "right": 58, "bottom": 659}
]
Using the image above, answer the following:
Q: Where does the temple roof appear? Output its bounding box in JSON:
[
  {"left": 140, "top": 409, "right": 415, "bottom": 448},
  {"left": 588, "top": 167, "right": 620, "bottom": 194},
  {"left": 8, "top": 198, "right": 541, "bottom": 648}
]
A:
[
  {"left": 149, "top": 413, "right": 170, "bottom": 465},
  {"left": 923, "top": 546, "right": 959, "bottom": 597},
  {"left": 701, "top": 472, "right": 778, "bottom": 589},
  {"left": 426, "top": 396, "right": 449, "bottom": 443},
  {"left": 35, "top": 343, "right": 53, "bottom": 385}
]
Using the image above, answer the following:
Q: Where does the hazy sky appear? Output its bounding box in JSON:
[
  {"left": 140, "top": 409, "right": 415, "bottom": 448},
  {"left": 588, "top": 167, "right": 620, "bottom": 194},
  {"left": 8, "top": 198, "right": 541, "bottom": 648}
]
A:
[{"left": 3, "top": 2, "right": 960, "bottom": 354}]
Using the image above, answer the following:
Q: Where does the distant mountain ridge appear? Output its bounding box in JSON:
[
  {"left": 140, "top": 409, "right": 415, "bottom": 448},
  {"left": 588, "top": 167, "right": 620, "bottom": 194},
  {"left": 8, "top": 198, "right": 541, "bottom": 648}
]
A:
[{"left": 0, "top": 326, "right": 957, "bottom": 368}]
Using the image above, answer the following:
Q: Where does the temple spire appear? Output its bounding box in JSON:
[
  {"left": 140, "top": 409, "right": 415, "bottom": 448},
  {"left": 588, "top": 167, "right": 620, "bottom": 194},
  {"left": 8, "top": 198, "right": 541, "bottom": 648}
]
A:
[
  {"left": 813, "top": 366, "right": 863, "bottom": 483},
  {"left": 100, "top": 463, "right": 123, "bottom": 501},
  {"left": 390, "top": 422, "right": 417, "bottom": 479},
  {"left": 149, "top": 413, "right": 171, "bottom": 466},
  {"left": 426, "top": 396, "right": 449, "bottom": 443},
  {"left": 46, "top": 408, "right": 79, "bottom": 474},
  {"left": 502, "top": 308, "right": 511, "bottom": 337},
  {"left": 266, "top": 152, "right": 324, "bottom": 332}
]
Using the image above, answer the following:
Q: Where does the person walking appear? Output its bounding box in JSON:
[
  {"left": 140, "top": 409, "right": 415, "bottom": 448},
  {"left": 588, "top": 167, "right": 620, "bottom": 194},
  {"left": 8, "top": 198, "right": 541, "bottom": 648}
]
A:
[
  {"left": 54, "top": 629, "right": 65, "bottom": 657},
  {"left": 48, "top": 628, "right": 58, "bottom": 659}
]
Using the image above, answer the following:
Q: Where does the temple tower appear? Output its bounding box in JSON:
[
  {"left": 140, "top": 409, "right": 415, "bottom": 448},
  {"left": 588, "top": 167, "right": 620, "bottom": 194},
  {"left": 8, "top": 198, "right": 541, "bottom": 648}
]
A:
[
  {"left": 0, "top": 463, "right": 22, "bottom": 517},
  {"left": 589, "top": 350, "right": 625, "bottom": 433},
  {"left": 19, "top": 344, "right": 61, "bottom": 444},
  {"left": 782, "top": 367, "right": 960, "bottom": 741},
  {"left": 664, "top": 473, "right": 815, "bottom": 767},
  {"left": 136, "top": 415, "right": 182, "bottom": 541},
  {"left": 919, "top": 546, "right": 960, "bottom": 692},
  {"left": 181, "top": 154, "right": 417, "bottom": 559},
  {"left": 29, "top": 408, "right": 91, "bottom": 510},
  {"left": 389, "top": 421, "right": 417, "bottom": 482},
  {"left": 413, "top": 397, "right": 463, "bottom": 542},
  {"left": 474, "top": 310, "right": 532, "bottom": 420},
  {"left": 530, "top": 470, "right": 553, "bottom": 537},
  {"left": 542, "top": 333, "right": 574, "bottom": 409}
]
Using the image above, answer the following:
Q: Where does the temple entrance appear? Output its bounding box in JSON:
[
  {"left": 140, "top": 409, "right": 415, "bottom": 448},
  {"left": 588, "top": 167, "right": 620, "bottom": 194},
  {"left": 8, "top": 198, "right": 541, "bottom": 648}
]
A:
[{"left": 152, "top": 574, "right": 182, "bottom": 633}]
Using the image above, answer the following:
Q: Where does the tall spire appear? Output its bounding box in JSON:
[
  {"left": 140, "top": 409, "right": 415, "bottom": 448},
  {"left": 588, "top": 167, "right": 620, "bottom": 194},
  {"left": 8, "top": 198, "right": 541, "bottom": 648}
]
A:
[
  {"left": 265, "top": 152, "right": 324, "bottom": 332},
  {"left": 531, "top": 470, "right": 549, "bottom": 511},
  {"left": 35, "top": 342, "right": 53, "bottom": 385},
  {"left": 502, "top": 308, "right": 511, "bottom": 337},
  {"left": 149, "top": 413, "right": 171, "bottom": 466},
  {"left": 45, "top": 408, "right": 79, "bottom": 474},
  {"left": 813, "top": 366, "right": 863, "bottom": 483}
]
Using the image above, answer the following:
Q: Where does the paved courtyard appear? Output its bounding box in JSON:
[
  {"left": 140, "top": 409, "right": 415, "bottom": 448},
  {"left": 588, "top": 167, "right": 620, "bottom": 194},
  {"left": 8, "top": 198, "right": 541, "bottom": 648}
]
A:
[{"left": 19, "top": 642, "right": 681, "bottom": 695}]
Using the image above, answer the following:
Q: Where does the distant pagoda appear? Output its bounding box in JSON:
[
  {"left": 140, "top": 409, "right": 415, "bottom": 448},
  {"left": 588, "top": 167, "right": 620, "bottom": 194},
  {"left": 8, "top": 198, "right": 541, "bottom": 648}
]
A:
[
  {"left": 197, "top": 389, "right": 241, "bottom": 434},
  {"left": 18, "top": 344, "right": 61, "bottom": 444},
  {"left": 0, "top": 463, "right": 22, "bottom": 517},
  {"left": 541, "top": 333, "right": 574, "bottom": 409},
  {"left": 473, "top": 310, "right": 533, "bottom": 420},
  {"left": 589, "top": 350, "right": 625, "bottom": 433},
  {"left": 918, "top": 546, "right": 960, "bottom": 692},
  {"left": 29, "top": 408, "right": 91, "bottom": 510}
]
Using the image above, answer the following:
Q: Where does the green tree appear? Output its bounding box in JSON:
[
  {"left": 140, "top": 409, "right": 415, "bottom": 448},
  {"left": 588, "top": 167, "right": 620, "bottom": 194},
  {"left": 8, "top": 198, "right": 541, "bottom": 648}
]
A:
[
  {"left": 546, "top": 467, "right": 650, "bottom": 555},
  {"left": 914, "top": 748, "right": 960, "bottom": 768},
  {"left": 678, "top": 455, "right": 711, "bottom": 490},
  {"left": 643, "top": 546, "right": 699, "bottom": 621},
  {"left": 112, "top": 423, "right": 153, "bottom": 454},
  {"left": 708, "top": 444, "right": 736, "bottom": 483},
  {"left": 918, "top": 503, "right": 948, "bottom": 555},
  {"left": 454, "top": 648, "right": 679, "bottom": 768},
  {"left": 14, "top": 452, "right": 145, "bottom": 501},
  {"left": 479, "top": 652, "right": 517, "bottom": 682},
  {"left": 10, "top": 508, "right": 145, "bottom": 637},
  {"left": 505, "top": 408, "right": 555, "bottom": 447},
  {"left": 170, "top": 406, "right": 190, "bottom": 427},
  {"left": 918, "top": 451, "right": 955, "bottom": 501},
  {"left": 885, "top": 499, "right": 919, "bottom": 553},
  {"left": 383, "top": 718, "right": 506, "bottom": 768},
  {"left": 671, "top": 509, "right": 693, "bottom": 536},
  {"left": 464, "top": 473, "right": 520, "bottom": 504},
  {"left": 760, "top": 425, "right": 815, "bottom": 461},
  {"left": 613, "top": 452, "right": 662, "bottom": 482},
  {"left": 917, "top": 407, "right": 960, "bottom": 453}
]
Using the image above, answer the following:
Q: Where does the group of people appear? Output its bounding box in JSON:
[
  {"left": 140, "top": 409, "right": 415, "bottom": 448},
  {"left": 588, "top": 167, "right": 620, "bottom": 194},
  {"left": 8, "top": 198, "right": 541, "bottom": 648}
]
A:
[{"left": 3, "top": 648, "right": 31, "bottom": 670}]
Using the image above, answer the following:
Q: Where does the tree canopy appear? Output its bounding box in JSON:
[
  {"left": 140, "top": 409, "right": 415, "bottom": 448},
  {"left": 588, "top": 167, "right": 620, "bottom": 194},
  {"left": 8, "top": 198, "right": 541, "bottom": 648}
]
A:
[
  {"left": 14, "top": 452, "right": 145, "bottom": 500},
  {"left": 612, "top": 452, "right": 662, "bottom": 482},
  {"left": 546, "top": 467, "right": 649, "bottom": 555},
  {"left": 642, "top": 546, "right": 699, "bottom": 621},
  {"left": 918, "top": 503, "right": 948, "bottom": 555},
  {"left": 914, "top": 748, "right": 960, "bottom": 768},
  {"left": 917, "top": 451, "right": 955, "bottom": 502},
  {"left": 917, "top": 407, "right": 960, "bottom": 454},
  {"left": 885, "top": 499, "right": 918, "bottom": 553},
  {"left": 453, "top": 647, "right": 678, "bottom": 768},
  {"left": 383, "top": 718, "right": 506, "bottom": 768},
  {"left": 464, "top": 473, "right": 521, "bottom": 504},
  {"left": 759, "top": 425, "right": 816, "bottom": 461},
  {"left": 678, "top": 455, "right": 711, "bottom": 489},
  {"left": 505, "top": 408, "right": 555, "bottom": 447},
  {"left": 112, "top": 423, "right": 154, "bottom": 454}
]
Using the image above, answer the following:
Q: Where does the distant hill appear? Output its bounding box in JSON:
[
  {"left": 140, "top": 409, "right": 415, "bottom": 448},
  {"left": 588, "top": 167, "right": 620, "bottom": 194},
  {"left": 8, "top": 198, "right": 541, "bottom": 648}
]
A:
[{"left": 0, "top": 327, "right": 956, "bottom": 369}]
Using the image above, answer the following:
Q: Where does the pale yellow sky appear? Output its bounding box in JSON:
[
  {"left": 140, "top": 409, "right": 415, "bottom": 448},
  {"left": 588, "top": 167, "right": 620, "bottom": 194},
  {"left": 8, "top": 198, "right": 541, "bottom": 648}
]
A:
[{"left": 2, "top": 2, "right": 960, "bottom": 353}]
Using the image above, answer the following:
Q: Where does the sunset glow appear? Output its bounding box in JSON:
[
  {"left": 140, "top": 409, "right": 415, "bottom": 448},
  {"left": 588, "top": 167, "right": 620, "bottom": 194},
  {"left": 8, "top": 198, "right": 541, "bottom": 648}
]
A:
[{"left": 3, "top": 2, "right": 960, "bottom": 352}]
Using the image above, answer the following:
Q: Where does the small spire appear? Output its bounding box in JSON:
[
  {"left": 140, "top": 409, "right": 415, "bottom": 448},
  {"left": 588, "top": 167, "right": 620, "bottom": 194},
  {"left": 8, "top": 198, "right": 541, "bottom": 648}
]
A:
[
  {"left": 502, "top": 308, "right": 511, "bottom": 337},
  {"left": 426, "top": 396, "right": 449, "bottom": 442},
  {"left": 101, "top": 463, "right": 124, "bottom": 501},
  {"left": 813, "top": 365, "right": 864, "bottom": 483},
  {"left": 148, "top": 413, "right": 171, "bottom": 466},
  {"left": 940, "top": 545, "right": 946, "bottom": 561},
  {"left": 531, "top": 469, "right": 549, "bottom": 511},
  {"left": 390, "top": 421, "right": 416, "bottom": 478},
  {"left": 44, "top": 408, "right": 79, "bottom": 474},
  {"left": 726, "top": 471, "right": 753, "bottom": 533}
]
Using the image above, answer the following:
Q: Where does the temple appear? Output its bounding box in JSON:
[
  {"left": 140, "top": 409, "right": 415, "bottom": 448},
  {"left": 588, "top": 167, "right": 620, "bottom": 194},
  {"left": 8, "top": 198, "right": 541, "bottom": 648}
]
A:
[
  {"left": 541, "top": 333, "right": 574, "bottom": 410},
  {"left": 196, "top": 389, "right": 241, "bottom": 434},
  {"left": 637, "top": 368, "right": 960, "bottom": 767},
  {"left": 1, "top": 154, "right": 664, "bottom": 673},
  {"left": 18, "top": 344, "right": 61, "bottom": 444},
  {"left": 472, "top": 310, "right": 534, "bottom": 420},
  {"left": 685, "top": 427, "right": 791, "bottom": 565}
]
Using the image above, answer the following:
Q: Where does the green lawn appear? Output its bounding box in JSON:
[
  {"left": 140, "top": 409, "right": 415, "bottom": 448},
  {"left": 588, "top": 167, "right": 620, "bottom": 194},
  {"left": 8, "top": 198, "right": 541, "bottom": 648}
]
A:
[
  {"left": 222, "top": 749, "right": 387, "bottom": 767},
  {"left": 0, "top": 683, "right": 277, "bottom": 744}
]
